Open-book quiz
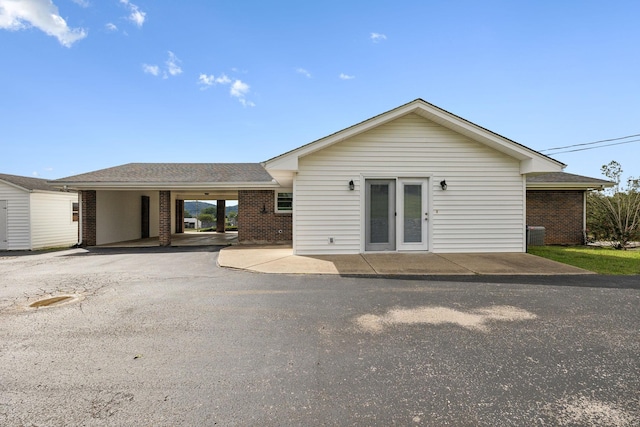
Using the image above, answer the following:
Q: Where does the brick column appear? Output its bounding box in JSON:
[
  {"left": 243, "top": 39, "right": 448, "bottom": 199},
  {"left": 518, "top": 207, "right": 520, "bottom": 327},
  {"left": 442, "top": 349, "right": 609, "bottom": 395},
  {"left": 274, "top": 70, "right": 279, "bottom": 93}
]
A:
[
  {"left": 81, "top": 190, "right": 97, "bottom": 246},
  {"left": 159, "top": 191, "right": 171, "bottom": 246},
  {"left": 216, "top": 200, "right": 226, "bottom": 233},
  {"left": 175, "top": 199, "right": 184, "bottom": 233}
]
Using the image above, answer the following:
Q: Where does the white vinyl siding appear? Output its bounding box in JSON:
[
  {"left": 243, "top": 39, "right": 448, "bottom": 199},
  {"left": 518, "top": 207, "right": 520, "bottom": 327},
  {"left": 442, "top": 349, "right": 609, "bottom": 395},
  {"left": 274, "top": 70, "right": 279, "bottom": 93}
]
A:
[
  {"left": 0, "top": 182, "right": 31, "bottom": 250},
  {"left": 30, "top": 192, "right": 79, "bottom": 250},
  {"left": 293, "top": 113, "right": 524, "bottom": 255}
]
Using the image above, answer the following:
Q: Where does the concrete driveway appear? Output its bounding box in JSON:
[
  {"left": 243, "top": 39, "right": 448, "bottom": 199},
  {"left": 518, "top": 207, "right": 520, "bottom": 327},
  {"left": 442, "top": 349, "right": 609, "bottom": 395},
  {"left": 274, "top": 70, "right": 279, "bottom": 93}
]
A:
[
  {"left": 218, "top": 246, "right": 592, "bottom": 275},
  {"left": 0, "top": 247, "right": 638, "bottom": 426}
]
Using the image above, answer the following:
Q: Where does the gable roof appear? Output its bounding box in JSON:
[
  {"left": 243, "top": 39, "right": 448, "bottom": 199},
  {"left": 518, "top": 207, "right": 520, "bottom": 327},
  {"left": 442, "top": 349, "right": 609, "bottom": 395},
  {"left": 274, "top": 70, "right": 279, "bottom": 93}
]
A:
[
  {"left": 264, "top": 98, "right": 566, "bottom": 174},
  {"left": 0, "top": 173, "right": 60, "bottom": 192},
  {"left": 526, "top": 172, "right": 614, "bottom": 190},
  {"left": 51, "top": 163, "right": 277, "bottom": 190}
]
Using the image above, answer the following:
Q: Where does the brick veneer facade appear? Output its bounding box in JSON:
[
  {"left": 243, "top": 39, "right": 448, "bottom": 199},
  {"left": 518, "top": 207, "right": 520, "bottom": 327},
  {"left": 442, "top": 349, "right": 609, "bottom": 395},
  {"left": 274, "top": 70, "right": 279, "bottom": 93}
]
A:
[
  {"left": 526, "top": 190, "right": 585, "bottom": 245},
  {"left": 238, "top": 190, "right": 292, "bottom": 244},
  {"left": 80, "top": 190, "right": 97, "bottom": 246},
  {"left": 159, "top": 190, "right": 171, "bottom": 246}
]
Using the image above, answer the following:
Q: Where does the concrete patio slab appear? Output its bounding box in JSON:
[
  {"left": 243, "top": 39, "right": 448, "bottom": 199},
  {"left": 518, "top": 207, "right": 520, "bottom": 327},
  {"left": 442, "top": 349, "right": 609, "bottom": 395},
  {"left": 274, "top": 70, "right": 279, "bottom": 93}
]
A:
[
  {"left": 98, "top": 231, "right": 238, "bottom": 248},
  {"left": 218, "top": 246, "right": 595, "bottom": 276},
  {"left": 363, "top": 253, "right": 473, "bottom": 275},
  {"left": 438, "top": 253, "right": 592, "bottom": 275}
]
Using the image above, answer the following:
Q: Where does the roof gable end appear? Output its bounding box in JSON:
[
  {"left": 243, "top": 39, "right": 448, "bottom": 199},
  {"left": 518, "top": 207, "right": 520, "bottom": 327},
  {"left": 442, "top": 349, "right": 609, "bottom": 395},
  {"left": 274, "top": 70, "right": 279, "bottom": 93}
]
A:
[{"left": 264, "top": 99, "right": 565, "bottom": 174}]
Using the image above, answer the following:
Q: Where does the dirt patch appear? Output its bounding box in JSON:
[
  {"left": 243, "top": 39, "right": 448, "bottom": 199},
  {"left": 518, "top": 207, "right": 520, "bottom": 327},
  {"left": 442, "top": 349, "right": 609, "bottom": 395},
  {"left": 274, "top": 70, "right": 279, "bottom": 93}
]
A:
[
  {"left": 544, "top": 396, "right": 637, "bottom": 426},
  {"left": 356, "top": 305, "right": 537, "bottom": 333},
  {"left": 29, "top": 296, "right": 74, "bottom": 308}
]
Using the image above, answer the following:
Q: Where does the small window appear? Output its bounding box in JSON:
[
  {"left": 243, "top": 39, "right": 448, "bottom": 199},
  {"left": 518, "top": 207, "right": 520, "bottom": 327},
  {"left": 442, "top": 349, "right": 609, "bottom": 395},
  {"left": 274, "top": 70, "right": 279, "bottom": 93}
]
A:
[
  {"left": 72, "top": 202, "right": 79, "bottom": 222},
  {"left": 275, "top": 191, "right": 293, "bottom": 212}
]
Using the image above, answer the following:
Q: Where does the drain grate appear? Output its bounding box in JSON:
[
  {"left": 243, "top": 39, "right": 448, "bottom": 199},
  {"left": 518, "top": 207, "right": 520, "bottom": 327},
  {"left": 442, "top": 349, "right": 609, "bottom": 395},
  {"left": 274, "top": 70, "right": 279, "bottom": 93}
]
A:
[{"left": 29, "top": 296, "right": 74, "bottom": 308}]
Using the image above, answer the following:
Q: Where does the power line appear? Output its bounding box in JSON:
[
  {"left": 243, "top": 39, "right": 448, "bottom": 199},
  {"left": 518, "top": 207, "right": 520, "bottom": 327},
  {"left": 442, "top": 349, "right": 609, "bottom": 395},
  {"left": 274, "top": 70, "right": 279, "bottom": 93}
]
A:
[
  {"left": 540, "top": 133, "right": 640, "bottom": 153},
  {"left": 546, "top": 138, "right": 640, "bottom": 155}
]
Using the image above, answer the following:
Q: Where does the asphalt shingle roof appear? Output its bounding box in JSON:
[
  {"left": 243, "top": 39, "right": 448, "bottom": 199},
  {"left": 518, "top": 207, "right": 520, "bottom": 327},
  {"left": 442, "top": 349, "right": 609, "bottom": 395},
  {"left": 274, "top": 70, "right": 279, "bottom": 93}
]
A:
[
  {"left": 53, "top": 163, "right": 274, "bottom": 184},
  {"left": 0, "top": 173, "right": 59, "bottom": 191},
  {"left": 527, "top": 172, "right": 613, "bottom": 185}
]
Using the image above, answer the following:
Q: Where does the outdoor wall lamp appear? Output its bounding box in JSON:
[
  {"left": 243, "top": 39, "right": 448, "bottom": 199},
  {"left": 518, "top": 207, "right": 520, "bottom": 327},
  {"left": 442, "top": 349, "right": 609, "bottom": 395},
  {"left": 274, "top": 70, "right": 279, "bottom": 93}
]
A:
[
  {"left": 440, "top": 180, "right": 448, "bottom": 190},
  {"left": 349, "top": 180, "right": 355, "bottom": 191}
]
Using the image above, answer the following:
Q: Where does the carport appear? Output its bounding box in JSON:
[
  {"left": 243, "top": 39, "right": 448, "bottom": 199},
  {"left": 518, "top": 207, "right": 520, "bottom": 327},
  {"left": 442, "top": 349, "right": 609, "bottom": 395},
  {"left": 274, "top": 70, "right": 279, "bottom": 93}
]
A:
[{"left": 51, "top": 163, "right": 283, "bottom": 247}]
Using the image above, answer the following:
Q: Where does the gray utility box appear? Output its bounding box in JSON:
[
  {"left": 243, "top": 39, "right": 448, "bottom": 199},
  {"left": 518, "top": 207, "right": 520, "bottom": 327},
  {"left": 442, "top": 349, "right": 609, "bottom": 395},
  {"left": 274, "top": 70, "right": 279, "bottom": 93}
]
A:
[{"left": 527, "top": 226, "right": 545, "bottom": 246}]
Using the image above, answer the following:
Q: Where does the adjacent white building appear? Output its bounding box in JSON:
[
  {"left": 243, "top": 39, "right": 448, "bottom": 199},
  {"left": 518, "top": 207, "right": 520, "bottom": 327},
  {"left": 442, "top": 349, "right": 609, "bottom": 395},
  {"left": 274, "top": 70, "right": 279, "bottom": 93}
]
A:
[{"left": 0, "top": 173, "right": 79, "bottom": 250}]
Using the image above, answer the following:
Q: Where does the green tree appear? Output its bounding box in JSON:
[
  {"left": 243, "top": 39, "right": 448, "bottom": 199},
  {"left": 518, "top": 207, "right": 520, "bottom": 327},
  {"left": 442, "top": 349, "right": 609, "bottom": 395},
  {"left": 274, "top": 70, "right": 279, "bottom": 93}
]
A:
[
  {"left": 197, "top": 213, "right": 215, "bottom": 224},
  {"left": 201, "top": 206, "right": 217, "bottom": 217},
  {"left": 184, "top": 209, "right": 192, "bottom": 218},
  {"left": 587, "top": 161, "right": 640, "bottom": 249}
]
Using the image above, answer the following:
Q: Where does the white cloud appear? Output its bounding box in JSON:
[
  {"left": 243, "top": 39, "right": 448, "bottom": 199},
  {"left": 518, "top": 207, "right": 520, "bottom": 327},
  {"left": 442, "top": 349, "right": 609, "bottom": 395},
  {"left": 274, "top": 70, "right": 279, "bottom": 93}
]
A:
[
  {"left": 142, "top": 63, "right": 159, "bottom": 76},
  {"left": 71, "top": 0, "right": 89, "bottom": 7},
  {"left": 105, "top": 22, "right": 117, "bottom": 31},
  {"left": 230, "top": 79, "right": 249, "bottom": 98},
  {"left": 370, "top": 32, "right": 387, "bottom": 42},
  {"left": 120, "top": 0, "right": 145, "bottom": 27},
  {"left": 230, "top": 79, "right": 255, "bottom": 107},
  {"left": 216, "top": 74, "right": 231, "bottom": 84},
  {"left": 296, "top": 67, "right": 311, "bottom": 78},
  {"left": 239, "top": 99, "right": 256, "bottom": 108},
  {"left": 32, "top": 171, "right": 39, "bottom": 177},
  {"left": 198, "top": 73, "right": 231, "bottom": 88},
  {"left": 0, "top": 0, "right": 88, "bottom": 47},
  {"left": 198, "top": 72, "right": 254, "bottom": 106},
  {"left": 165, "top": 51, "right": 182, "bottom": 76},
  {"left": 339, "top": 73, "right": 355, "bottom": 80}
]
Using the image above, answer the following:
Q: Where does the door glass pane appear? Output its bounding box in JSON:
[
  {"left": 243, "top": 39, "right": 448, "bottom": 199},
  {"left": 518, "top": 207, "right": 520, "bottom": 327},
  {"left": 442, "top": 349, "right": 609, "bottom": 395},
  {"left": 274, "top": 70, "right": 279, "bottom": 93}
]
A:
[
  {"left": 403, "top": 184, "right": 422, "bottom": 243},
  {"left": 370, "top": 184, "right": 389, "bottom": 243}
]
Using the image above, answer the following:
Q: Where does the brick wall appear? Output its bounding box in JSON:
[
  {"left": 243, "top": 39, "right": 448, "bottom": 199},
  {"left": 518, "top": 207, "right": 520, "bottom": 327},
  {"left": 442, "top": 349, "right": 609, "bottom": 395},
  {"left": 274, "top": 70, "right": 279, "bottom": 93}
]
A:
[
  {"left": 159, "top": 190, "right": 171, "bottom": 246},
  {"left": 81, "top": 190, "right": 96, "bottom": 246},
  {"left": 238, "top": 190, "right": 292, "bottom": 244},
  {"left": 526, "top": 190, "right": 584, "bottom": 245}
]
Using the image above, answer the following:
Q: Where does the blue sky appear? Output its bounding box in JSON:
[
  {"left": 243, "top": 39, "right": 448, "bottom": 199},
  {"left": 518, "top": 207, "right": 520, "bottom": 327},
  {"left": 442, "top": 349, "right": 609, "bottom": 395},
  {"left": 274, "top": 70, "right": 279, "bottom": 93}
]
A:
[{"left": 1, "top": 0, "right": 639, "bottom": 184}]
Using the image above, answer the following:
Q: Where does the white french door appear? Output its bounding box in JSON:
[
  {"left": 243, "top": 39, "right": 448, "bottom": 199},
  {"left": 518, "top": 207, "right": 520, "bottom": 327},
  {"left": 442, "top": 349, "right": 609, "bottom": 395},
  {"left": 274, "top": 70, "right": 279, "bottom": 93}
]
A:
[
  {"left": 397, "top": 179, "right": 429, "bottom": 251},
  {"left": 365, "top": 178, "right": 429, "bottom": 251}
]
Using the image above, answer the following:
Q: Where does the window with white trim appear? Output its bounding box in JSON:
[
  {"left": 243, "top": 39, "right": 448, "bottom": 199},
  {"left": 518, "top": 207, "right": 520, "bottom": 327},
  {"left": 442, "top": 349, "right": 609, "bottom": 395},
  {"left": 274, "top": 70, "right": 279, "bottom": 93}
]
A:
[
  {"left": 275, "top": 191, "right": 293, "bottom": 213},
  {"left": 72, "top": 202, "right": 79, "bottom": 222}
]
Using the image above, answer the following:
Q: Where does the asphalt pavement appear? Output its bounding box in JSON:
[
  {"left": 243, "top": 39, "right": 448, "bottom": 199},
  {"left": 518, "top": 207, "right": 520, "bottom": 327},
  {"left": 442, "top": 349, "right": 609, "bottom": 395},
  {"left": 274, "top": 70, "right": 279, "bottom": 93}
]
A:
[{"left": 0, "top": 247, "right": 638, "bottom": 426}]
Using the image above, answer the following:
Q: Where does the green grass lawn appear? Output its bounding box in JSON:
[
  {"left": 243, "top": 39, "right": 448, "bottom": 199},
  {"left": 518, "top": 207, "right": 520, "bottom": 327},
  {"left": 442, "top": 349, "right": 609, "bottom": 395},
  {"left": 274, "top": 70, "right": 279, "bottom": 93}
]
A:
[{"left": 528, "top": 245, "right": 640, "bottom": 275}]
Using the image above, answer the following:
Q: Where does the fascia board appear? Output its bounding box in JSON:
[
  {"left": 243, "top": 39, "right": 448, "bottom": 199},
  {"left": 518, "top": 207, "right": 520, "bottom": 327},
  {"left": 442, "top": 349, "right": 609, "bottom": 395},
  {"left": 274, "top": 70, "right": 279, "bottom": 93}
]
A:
[
  {"left": 527, "top": 182, "right": 613, "bottom": 190},
  {"left": 52, "top": 182, "right": 281, "bottom": 191}
]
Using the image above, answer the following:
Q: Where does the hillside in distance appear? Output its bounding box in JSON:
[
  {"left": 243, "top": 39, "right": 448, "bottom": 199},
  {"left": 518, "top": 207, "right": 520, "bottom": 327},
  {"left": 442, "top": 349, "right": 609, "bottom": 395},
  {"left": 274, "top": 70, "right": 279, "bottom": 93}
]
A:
[{"left": 184, "top": 201, "right": 238, "bottom": 217}]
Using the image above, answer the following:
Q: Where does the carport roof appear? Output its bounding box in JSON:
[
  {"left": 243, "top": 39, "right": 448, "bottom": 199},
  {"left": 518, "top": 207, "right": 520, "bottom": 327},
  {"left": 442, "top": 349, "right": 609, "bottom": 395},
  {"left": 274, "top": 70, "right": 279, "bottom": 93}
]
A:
[{"left": 51, "top": 163, "right": 278, "bottom": 189}]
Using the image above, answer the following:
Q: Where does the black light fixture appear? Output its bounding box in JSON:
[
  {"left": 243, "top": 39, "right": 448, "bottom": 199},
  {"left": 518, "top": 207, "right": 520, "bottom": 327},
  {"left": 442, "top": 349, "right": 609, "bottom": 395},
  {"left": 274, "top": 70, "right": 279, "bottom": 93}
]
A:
[
  {"left": 440, "top": 180, "right": 447, "bottom": 190},
  {"left": 348, "top": 180, "right": 355, "bottom": 191}
]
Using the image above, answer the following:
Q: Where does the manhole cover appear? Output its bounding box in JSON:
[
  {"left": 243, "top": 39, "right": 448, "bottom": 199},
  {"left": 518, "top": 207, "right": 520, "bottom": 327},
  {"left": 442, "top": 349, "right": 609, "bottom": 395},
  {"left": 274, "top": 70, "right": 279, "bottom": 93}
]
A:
[{"left": 29, "top": 296, "right": 75, "bottom": 308}]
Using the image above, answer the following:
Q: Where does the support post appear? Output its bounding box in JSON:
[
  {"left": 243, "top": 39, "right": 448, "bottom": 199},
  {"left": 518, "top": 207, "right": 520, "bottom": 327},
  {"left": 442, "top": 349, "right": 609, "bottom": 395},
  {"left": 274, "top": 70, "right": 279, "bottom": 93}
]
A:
[
  {"left": 159, "top": 191, "right": 171, "bottom": 246},
  {"left": 216, "top": 200, "right": 226, "bottom": 233}
]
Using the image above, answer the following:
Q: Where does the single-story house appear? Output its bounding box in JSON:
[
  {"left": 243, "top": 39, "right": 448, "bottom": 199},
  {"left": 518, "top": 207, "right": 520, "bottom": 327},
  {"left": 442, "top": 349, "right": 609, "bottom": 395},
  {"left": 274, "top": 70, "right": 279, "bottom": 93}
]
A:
[
  {"left": 51, "top": 99, "right": 612, "bottom": 254},
  {"left": 0, "top": 173, "right": 79, "bottom": 250}
]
